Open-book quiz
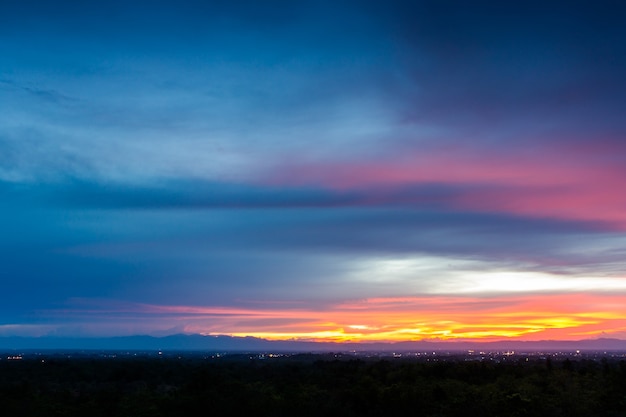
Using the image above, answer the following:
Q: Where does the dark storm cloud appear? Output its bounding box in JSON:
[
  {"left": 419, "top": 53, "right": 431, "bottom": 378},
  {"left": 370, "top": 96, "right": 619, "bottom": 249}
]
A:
[
  {"left": 2, "top": 178, "right": 615, "bottom": 234},
  {"left": 2, "top": 179, "right": 618, "bottom": 275}
]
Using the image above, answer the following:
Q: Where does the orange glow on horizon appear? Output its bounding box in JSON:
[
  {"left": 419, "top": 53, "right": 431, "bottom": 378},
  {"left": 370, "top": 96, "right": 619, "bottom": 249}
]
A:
[
  {"left": 157, "top": 292, "right": 626, "bottom": 343},
  {"left": 50, "top": 292, "right": 626, "bottom": 342}
]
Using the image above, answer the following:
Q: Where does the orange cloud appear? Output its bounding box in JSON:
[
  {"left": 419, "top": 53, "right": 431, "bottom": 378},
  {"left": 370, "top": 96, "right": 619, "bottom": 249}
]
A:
[
  {"left": 128, "top": 292, "right": 626, "bottom": 342},
  {"left": 47, "top": 292, "right": 626, "bottom": 341}
]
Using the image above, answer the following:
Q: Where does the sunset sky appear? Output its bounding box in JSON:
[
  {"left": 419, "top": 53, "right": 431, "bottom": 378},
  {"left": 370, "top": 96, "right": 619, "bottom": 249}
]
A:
[{"left": 2, "top": 0, "right": 626, "bottom": 343}]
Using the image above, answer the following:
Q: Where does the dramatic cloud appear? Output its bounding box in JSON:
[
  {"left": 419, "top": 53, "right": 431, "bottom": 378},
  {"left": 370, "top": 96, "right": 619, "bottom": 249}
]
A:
[{"left": 1, "top": 0, "right": 625, "bottom": 342}]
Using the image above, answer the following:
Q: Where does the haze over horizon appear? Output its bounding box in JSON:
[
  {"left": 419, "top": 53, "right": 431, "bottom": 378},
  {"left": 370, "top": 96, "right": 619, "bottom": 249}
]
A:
[{"left": 2, "top": 0, "right": 626, "bottom": 346}]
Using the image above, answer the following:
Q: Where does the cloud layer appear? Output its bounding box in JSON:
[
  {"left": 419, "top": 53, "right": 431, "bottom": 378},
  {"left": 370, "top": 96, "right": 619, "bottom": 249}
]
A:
[{"left": 1, "top": 0, "right": 625, "bottom": 341}]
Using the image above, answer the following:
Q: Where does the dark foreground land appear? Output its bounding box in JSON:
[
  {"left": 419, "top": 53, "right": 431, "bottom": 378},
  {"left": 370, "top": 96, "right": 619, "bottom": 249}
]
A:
[{"left": 1, "top": 351, "right": 626, "bottom": 417}]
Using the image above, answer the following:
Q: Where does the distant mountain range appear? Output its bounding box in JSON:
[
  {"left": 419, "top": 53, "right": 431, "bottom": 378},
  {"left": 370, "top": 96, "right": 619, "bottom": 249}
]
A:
[{"left": 1, "top": 334, "right": 625, "bottom": 352}]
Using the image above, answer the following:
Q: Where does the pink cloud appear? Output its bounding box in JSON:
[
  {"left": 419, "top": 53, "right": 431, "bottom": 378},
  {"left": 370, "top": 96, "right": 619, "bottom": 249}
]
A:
[{"left": 263, "top": 138, "right": 626, "bottom": 228}]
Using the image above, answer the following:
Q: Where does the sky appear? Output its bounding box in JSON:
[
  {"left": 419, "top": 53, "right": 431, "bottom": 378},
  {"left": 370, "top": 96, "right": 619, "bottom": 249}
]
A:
[{"left": 1, "top": 0, "right": 626, "bottom": 343}]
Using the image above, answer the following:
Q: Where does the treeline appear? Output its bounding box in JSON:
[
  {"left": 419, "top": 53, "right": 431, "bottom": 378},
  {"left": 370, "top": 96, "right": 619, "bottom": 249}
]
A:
[{"left": 1, "top": 354, "right": 625, "bottom": 416}]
